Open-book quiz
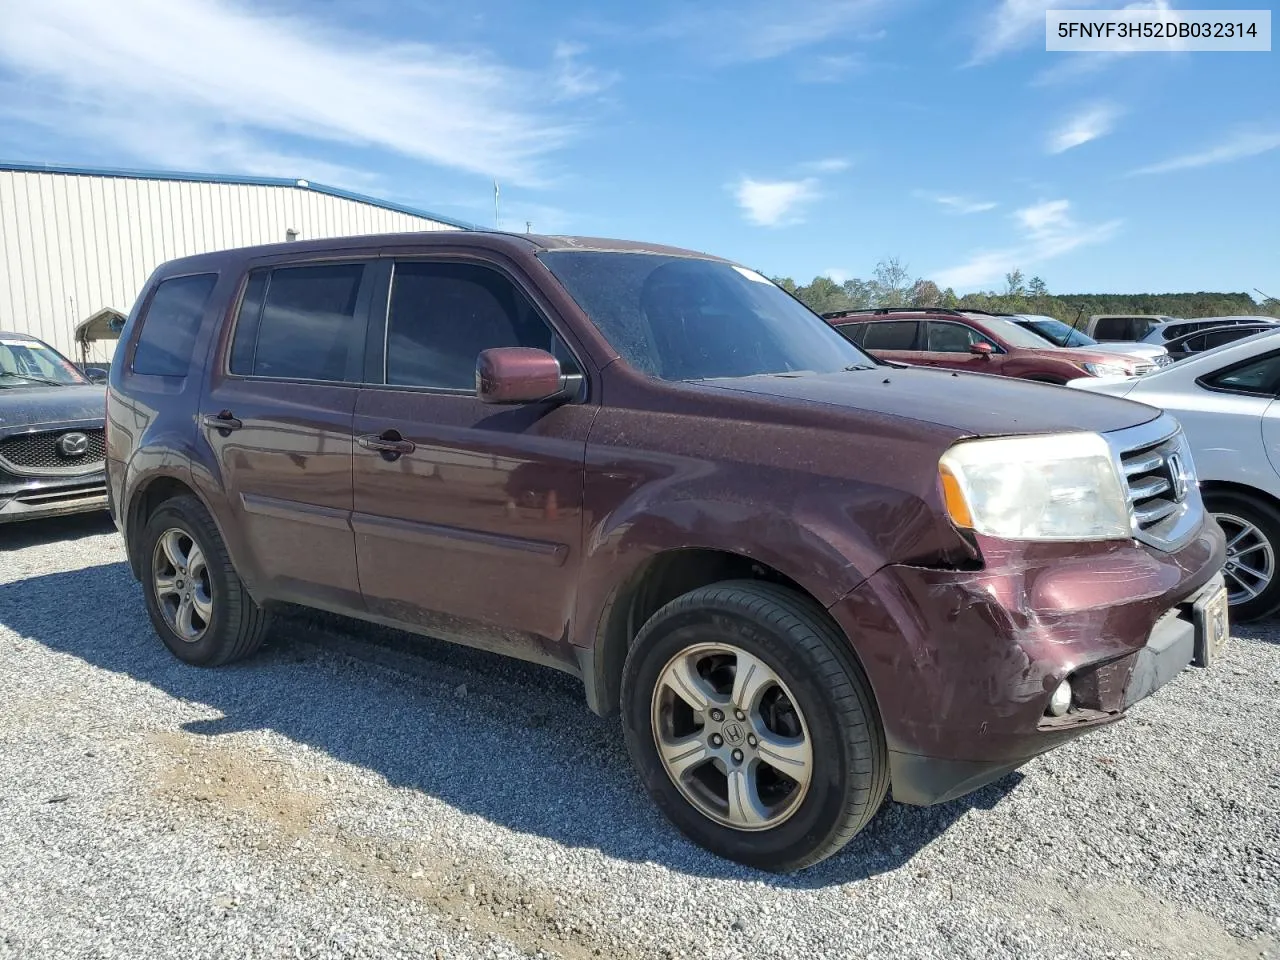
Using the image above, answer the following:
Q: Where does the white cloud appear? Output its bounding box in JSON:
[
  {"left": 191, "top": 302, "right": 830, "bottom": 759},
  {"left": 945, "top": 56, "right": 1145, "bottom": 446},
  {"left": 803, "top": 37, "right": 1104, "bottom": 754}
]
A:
[
  {"left": 551, "top": 41, "right": 618, "bottom": 101},
  {"left": 1130, "top": 130, "right": 1280, "bottom": 175},
  {"left": 797, "top": 54, "right": 865, "bottom": 83},
  {"left": 1047, "top": 103, "right": 1120, "bottom": 153},
  {"left": 916, "top": 191, "right": 998, "bottom": 215},
  {"left": 731, "top": 177, "right": 820, "bottom": 227},
  {"left": 0, "top": 0, "right": 589, "bottom": 186},
  {"left": 664, "top": 0, "right": 888, "bottom": 62},
  {"left": 824, "top": 268, "right": 851, "bottom": 284},
  {"left": 934, "top": 199, "right": 1121, "bottom": 289},
  {"left": 802, "top": 157, "right": 851, "bottom": 173}
]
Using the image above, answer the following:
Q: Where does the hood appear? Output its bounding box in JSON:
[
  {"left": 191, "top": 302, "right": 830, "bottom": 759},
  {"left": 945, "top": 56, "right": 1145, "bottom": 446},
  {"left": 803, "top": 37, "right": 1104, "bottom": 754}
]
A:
[
  {"left": 1085, "top": 342, "right": 1168, "bottom": 361},
  {"left": 0, "top": 383, "right": 106, "bottom": 432},
  {"left": 701, "top": 367, "right": 1158, "bottom": 438}
]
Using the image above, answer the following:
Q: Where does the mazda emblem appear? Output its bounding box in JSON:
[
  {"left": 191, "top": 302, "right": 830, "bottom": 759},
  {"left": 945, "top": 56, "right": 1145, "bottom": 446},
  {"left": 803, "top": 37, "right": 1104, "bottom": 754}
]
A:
[{"left": 57, "top": 432, "right": 89, "bottom": 458}]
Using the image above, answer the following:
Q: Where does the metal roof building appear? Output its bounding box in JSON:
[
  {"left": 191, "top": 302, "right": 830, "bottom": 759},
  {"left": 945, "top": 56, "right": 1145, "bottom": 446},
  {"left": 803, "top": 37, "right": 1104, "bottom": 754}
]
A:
[{"left": 0, "top": 162, "right": 473, "bottom": 364}]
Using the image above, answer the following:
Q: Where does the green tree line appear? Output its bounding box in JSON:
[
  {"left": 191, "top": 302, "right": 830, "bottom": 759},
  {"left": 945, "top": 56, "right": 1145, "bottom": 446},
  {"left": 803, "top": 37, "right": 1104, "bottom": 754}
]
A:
[{"left": 772, "top": 259, "right": 1280, "bottom": 327}]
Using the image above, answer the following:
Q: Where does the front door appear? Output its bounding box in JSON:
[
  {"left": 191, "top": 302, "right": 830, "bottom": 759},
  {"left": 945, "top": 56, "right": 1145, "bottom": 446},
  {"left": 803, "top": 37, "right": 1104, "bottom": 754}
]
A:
[
  {"left": 916, "top": 320, "right": 1005, "bottom": 374},
  {"left": 200, "top": 259, "right": 375, "bottom": 612},
  {"left": 351, "top": 258, "right": 594, "bottom": 669}
]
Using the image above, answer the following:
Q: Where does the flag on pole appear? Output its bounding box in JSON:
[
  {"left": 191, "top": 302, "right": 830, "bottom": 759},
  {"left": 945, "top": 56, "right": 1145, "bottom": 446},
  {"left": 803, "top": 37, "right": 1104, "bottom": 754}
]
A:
[{"left": 493, "top": 179, "right": 500, "bottom": 228}]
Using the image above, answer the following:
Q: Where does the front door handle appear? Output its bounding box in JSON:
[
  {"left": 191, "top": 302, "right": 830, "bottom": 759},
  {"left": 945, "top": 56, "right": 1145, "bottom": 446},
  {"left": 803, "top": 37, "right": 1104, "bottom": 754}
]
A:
[
  {"left": 201, "top": 411, "right": 242, "bottom": 434},
  {"left": 358, "top": 430, "right": 416, "bottom": 458}
]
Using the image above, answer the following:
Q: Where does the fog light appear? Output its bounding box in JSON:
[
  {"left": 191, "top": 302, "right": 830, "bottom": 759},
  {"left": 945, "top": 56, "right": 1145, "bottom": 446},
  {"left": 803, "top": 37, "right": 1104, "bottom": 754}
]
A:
[{"left": 1048, "top": 679, "right": 1073, "bottom": 717}]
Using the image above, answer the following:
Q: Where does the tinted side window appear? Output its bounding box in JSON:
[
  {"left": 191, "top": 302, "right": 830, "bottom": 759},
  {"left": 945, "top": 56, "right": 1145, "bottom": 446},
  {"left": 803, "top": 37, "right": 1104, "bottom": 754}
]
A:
[
  {"left": 132, "top": 274, "right": 218, "bottom": 376},
  {"left": 861, "top": 321, "right": 917, "bottom": 351},
  {"left": 1201, "top": 353, "right": 1280, "bottom": 394},
  {"left": 1204, "top": 329, "right": 1247, "bottom": 349},
  {"left": 1093, "top": 318, "right": 1129, "bottom": 340},
  {"left": 232, "top": 263, "right": 366, "bottom": 381},
  {"left": 926, "top": 322, "right": 989, "bottom": 353},
  {"left": 385, "top": 261, "right": 581, "bottom": 389},
  {"left": 833, "top": 323, "right": 865, "bottom": 345}
]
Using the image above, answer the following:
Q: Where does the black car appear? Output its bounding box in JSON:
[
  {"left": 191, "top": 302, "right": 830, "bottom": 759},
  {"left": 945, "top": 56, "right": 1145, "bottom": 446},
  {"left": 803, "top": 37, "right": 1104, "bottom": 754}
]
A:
[
  {"left": 1162, "top": 323, "right": 1279, "bottom": 360},
  {"left": 0, "top": 331, "right": 108, "bottom": 523}
]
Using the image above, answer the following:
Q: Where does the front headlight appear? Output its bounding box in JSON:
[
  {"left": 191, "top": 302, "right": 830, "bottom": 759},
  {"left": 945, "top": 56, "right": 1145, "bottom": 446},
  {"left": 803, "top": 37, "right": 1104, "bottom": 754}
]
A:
[
  {"left": 1084, "top": 361, "right": 1133, "bottom": 377},
  {"left": 939, "top": 432, "right": 1131, "bottom": 540}
]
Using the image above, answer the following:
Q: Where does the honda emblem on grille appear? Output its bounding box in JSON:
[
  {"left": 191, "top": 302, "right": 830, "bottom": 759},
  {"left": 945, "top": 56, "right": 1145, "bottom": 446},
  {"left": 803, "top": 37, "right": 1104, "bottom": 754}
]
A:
[
  {"left": 57, "top": 432, "right": 89, "bottom": 459},
  {"left": 1166, "top": 452, "right": 1188, "bottom": 502}
]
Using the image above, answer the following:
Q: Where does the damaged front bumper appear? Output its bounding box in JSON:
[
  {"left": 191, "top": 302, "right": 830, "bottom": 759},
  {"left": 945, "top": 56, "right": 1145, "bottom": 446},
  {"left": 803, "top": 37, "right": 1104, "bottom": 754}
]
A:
[{"left": 827, "top": 520, "right": 1227, "bottom": 807}]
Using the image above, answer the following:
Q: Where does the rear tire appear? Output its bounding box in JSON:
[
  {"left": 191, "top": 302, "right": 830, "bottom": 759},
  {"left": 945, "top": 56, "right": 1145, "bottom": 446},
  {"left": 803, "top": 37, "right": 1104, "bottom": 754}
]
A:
[
  {"left": 1204, "top": 491, "right": 1280, "bottom": 622},
  {"left": 621, "top": 580, "right": 888, "bottom": 872},
  {"left": 140, "top": 495, "right": 270, "bottom": 665}
]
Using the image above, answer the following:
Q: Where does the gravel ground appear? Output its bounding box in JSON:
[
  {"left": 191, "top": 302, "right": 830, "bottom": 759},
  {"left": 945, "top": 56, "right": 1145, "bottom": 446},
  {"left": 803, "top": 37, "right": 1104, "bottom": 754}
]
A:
[{"left": 1, "top": 514, "right": 1278, "bottom": 960}]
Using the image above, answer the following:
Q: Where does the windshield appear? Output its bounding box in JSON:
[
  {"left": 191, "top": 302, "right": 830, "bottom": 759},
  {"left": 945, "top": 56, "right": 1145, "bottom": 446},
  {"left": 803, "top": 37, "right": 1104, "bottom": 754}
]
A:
[
  {"left": 538, "top": 252, "right": 875, "bottom": 380},
  {"left": 1015, "top": 317, "right": 1098, "bottom": 348},
  {"left": 0, "top": 337, "right": 87, "bottom": 387},
  {"left": 981, "top": 316, "right": 1072, "bottom": 350}
]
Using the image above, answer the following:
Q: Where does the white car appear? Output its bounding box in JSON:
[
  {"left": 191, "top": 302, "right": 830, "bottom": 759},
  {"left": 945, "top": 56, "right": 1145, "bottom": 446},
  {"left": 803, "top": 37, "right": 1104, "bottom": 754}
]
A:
[
  {"left": 1069, "top": 330, "right": 1280, "bottom": 620},
  {"left": 1005, "top": 314, "right": 1171, "bottom": 367}
]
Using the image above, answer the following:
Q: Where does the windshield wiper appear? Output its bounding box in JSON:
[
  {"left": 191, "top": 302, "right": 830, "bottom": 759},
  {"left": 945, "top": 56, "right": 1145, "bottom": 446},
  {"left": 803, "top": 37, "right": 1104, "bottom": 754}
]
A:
[{"left": 0, "top": 371, "right": 63, "bottom": 387}]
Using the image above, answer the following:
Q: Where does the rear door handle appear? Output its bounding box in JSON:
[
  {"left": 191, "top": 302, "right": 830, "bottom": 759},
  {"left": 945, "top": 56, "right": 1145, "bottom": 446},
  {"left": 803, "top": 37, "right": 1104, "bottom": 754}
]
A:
[
  {"left": 202, "top": 411, "right": 242, "bottom": 433},
  {"left": 358, "top": 431, "right": 416, "bottom": 457}
]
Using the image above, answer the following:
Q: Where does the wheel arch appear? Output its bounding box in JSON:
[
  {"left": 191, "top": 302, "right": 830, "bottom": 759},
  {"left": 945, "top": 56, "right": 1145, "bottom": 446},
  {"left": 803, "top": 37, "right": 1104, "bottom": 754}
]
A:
[
  {"left": 124, "top": 473, "right": 227, "bottom": 582},
  {"left": 578, "top": 547, "right": 862, "bottom": 718}
]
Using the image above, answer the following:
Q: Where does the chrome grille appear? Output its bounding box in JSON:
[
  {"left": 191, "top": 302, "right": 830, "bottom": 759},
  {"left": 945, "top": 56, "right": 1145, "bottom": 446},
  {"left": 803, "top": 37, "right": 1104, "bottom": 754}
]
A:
[
  {"left": 0, "top": 428, "right": 105, "bottom": 476},
  {"left": 1110, "top": 417, "right": 1200, "bottom": 549}
]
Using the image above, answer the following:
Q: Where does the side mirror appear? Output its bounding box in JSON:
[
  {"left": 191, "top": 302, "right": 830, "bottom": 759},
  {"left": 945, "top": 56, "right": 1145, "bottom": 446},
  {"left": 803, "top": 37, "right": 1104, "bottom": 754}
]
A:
[
  {"left": 476, "top": 347, "right": 567, "bottom": 404},
  {"left": 84, "top": 367, "right": 108, "bottom": 383},
  {"left": 969, "top": 342, "right": 994, "bottom": 358}
]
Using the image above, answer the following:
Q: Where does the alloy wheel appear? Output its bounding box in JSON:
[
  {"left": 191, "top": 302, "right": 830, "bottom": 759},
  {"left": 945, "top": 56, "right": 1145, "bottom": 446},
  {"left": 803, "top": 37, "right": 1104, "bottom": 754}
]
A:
[
  {"left": 1214, "top": 511, "right": 1276, "bottom": 606},
  {"left": 650, "top": 642, "right": 813, "bottom": 831},
  {"left": 152, "top": 527, "right": 213, "bottom": 642}
]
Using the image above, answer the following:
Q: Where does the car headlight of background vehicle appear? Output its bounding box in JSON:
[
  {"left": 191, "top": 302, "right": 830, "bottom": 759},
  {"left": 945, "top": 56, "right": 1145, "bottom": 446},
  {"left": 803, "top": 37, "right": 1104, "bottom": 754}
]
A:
[
  {"left": 1083, "top": 361, "right": 1134, "bottom": 377},
  {"left": 939, "top": 432, "right": 1131, "bottom": 540}
]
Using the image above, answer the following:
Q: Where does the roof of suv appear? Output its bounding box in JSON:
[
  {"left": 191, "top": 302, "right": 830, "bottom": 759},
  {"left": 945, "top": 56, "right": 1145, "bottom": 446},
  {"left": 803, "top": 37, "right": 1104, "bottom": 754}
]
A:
[
  {"left": 822, "top": 307, "right": 997, "bottom": 322},
  {"left": 151, "top": 231, "right": 727, "bottom": 275}
]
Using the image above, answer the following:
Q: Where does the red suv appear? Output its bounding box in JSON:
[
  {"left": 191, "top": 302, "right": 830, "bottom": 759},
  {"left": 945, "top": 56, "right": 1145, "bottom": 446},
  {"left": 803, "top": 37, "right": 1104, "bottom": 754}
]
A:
[
  {"left": 107, "top": 233, "right": 1227, "bottom": 871},
  {"left": 828, "top": 308, "right": 1155, "bottom": 382}
]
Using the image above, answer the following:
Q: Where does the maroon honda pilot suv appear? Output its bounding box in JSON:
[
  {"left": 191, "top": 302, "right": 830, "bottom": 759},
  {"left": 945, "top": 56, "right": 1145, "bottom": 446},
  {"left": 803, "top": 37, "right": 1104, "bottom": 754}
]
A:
[{"left": 106, "top": 232, "right": 1228, "bottom": 872}]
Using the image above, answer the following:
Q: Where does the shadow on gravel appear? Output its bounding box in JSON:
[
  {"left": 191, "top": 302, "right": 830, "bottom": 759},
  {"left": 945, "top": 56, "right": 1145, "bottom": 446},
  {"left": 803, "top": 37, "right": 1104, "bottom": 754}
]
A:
[
  {"left": 2, "top": 560, "right": 1020, "bottom": 888},
  {"left": 0, "top": 512, "right": 115, "bottom": 551}
]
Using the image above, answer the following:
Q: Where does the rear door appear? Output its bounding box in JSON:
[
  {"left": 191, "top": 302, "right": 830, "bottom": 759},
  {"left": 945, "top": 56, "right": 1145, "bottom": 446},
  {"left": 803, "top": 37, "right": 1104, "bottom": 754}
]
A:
[
  {"left": 916, "top": 321, "right": 1005, "bottom": 374},
  {"left": 199, "top": 258, "right": 375, "bottom": 612},
  {"left": 350, "top": 255, "right": 594, "bottom": 669},
  {"left": 858, "top": 320, "right": 919, "bottom": 364}
]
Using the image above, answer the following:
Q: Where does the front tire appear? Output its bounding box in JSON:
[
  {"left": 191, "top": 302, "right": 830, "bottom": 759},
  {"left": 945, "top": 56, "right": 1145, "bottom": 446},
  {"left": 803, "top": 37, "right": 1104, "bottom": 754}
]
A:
[
  {"left": 1205, "top": 491, "right": 1280, "bottom": 622},
  {"left": 621, "top": 580, "right": 888, "bottom": 872},
  {"left": 140, "top": 495, "right": 270, "bottom": 665}
]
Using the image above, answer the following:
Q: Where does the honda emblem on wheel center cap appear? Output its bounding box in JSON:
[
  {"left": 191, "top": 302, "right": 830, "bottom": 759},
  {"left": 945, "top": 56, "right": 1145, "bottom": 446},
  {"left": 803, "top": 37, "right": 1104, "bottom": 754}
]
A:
[{"left": 722, "top": 721, "right": 746, "bottom": 746}]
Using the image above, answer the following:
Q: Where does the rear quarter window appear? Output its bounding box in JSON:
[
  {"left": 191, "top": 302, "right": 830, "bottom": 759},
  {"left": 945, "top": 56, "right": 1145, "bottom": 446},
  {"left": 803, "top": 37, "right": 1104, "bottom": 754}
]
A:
[
  {"left": 131, "top": 274, "right": 218, "bottom": 376},
  {"left": 862, "top": 321, "right": 918, "bottom": 351}
]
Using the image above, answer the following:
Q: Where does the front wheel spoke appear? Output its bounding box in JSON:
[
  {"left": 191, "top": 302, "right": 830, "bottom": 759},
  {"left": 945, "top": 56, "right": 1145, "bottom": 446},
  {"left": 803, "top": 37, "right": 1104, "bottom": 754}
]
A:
[
  {"left": 191, "top": 587, "right": 213, "bottom": 622},
  {"left": 153, "top": 574, "right": 179, "bottom": 598},
  {"left": 730, "top": 651, "right": 775, "bottom": 713},
  {"left": 663, "top": 655, "right": 717, "bottom": 712},
  {"left": 1234, "top": 560, "right": 1271, "bottom": 582},
  {"left": 755, "top": 732, "right": 811, "bottom": 781},
  {"left": 1225, "top": 526, "right": 1253, "bottom": 550},
  {"left": 186, "top": 542, "right": 206, "bottom": 577},
  {"left": 1225, "top": 568, "right": 1260, "bottom": 598},
  {"left": 657, "top": 736, "right": 710, "bottom": 779},
  {"left": 175, "top": 596, "right": 197, "bottom": 636},
  {"left": 1233, "top": 540, "right": 1269, "bottom": 559},
  {"left": 726, "top": 766, "right": 768, "bottom": 827},
  {"left": 160, "top": 531, "right": 187, "bottom": 571}
]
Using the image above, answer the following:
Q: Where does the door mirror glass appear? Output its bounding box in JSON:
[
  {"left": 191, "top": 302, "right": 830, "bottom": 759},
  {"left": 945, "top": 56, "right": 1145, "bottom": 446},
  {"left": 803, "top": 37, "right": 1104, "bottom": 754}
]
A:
[{"left": 476, "top": 347, "right": 566, "bottom": 404}]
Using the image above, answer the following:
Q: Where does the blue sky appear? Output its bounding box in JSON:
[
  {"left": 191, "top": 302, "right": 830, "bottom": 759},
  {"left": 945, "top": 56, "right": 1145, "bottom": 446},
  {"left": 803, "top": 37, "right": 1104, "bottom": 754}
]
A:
[{"left": 0, "top": 0, "right": 1276, "bottom": 296}]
